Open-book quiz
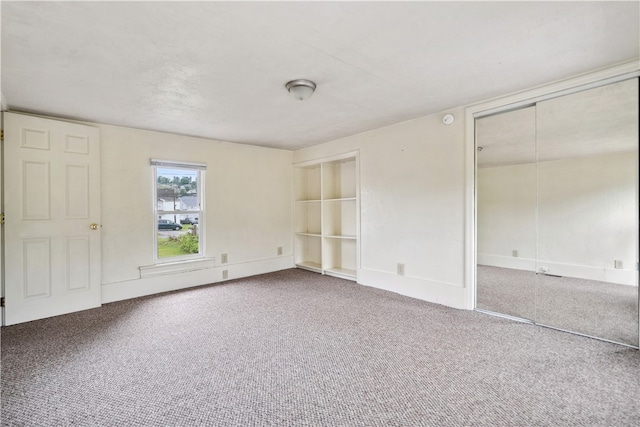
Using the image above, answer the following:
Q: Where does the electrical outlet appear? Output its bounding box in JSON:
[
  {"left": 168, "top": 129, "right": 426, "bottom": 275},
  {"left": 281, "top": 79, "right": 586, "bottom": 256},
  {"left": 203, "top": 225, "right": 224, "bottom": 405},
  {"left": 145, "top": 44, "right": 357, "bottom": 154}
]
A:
[
  {"left": 277, "top": 246, "right": 283, "bottom": 256},
  {"left": 512, "top": 250, "right": 518, "bottom": 257},
  {"left": 397, "top": 263, "right": 405, "bottom": 276},
  {"left": 614, "top": 260, "right": 623, "bottom": 269},
  {"left": 221, "top": 253, "right": 228, "bottom": 264},
  {"left": 222, "top": 270, "right": 228, "bottom": 280}
]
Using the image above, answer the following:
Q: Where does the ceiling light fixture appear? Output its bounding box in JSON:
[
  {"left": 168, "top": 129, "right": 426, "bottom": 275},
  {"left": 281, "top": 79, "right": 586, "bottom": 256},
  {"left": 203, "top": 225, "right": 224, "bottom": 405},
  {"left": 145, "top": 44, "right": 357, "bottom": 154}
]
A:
[{"left": 286, "top": 79, "right": 316, "bottom": 101}]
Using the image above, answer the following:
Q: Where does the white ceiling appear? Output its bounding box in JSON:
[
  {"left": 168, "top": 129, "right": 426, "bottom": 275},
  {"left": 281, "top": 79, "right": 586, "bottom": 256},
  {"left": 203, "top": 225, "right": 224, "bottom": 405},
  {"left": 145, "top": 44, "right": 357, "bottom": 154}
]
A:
[
  {"left": 2, "top": 1, "right": 639, "bottom": 150},
  {"left": 476, "top": 78, "right": 639, "bottom": 168}
]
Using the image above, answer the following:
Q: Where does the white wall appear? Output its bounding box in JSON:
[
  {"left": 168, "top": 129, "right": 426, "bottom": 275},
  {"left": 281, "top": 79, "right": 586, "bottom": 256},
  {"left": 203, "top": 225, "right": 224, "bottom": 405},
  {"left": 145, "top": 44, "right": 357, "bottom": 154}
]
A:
[
  {"left": 294, "top": 109, "right": 469, "bottom": 308},
  {"left": 539, "top": 152, "right": 637, "bottom": 284},
  {"left": 5, "top": 62, "right": 637, "bottom": 314},
  {"left": 295, "top": 62, "right": 639, "bottom": 310},
  {"left": 98, "top": 124, "right": 293, "bottom": 302},
  {"left": 478, "top": 152, "right": 637, "bottom": 285},
  {"left": 477, "top": 163, "right": 537, "bottom": 271}
]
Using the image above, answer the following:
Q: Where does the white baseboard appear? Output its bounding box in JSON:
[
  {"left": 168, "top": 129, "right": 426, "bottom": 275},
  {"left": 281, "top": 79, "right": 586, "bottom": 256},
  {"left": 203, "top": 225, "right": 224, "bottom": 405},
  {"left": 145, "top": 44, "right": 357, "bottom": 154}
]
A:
[
  {"left": 358, "top": 268, "right": 467, "bottom": 310},
  {"left": 538, "top": 260, "right": 637, "bottom": 286},
  {"left": 102, "top": 255, "right": 294, "bottom": 304},
  {"left": 478, "top": 253, "right": 637, "bottom": 286},
  {"left": 477, "top": 254, "right": 537, "bottom": 271}
]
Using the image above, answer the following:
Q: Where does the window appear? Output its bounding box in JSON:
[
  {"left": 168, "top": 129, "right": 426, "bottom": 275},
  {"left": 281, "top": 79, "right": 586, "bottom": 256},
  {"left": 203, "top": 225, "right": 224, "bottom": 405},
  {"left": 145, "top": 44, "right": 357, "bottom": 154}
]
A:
[{"left": 152, "top": 159, "right": 205, "bottom": 262}]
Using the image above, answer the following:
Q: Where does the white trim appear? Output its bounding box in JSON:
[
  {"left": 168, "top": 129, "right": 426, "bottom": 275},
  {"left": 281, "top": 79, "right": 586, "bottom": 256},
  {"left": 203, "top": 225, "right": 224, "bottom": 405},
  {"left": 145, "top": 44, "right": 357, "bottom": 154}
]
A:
[
  {"left": 474, "top": 70, "right": 640, "bottom": 119},
  {"left": 478, "top": 254, "right": 637, "bottom": 287},
  {"left": 477, "top": 254, "right": 537, "bottom": 272},
  {"left": 464, "top": 60, "right": 640, "bottom": 312},
  {"left": 103, "top": 256, "right": 294, "bottom": 304},
  {"left": 358, "top": 268, "right": 467, "bottom": 310},
  {"left": 0, "top": 113, "right": 4, "bottom": 325},
  {"left": 293, "top": 150, "right": 359, "bottom": 168},
  {"left": 139, "top": 257, "right": 216, "bottom": 278},
  {"left": 150, "top": 159, "right": 207, "bottom": 170},
  {"left": 466, "top": 59, "right": 639, "bottom": 117},
  {"left": 153, "top": 164, "right": 205, "bottom": 264}
]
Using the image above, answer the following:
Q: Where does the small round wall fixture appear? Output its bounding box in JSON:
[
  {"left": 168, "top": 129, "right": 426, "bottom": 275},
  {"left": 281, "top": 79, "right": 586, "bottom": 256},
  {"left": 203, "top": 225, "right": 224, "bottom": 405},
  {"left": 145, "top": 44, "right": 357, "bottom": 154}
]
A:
[
  {"left": 286, "top": 79, "right": 316, "bottom": 101},
  {"left": 442, "top": 113, "right": 455, "bottom": 125}
]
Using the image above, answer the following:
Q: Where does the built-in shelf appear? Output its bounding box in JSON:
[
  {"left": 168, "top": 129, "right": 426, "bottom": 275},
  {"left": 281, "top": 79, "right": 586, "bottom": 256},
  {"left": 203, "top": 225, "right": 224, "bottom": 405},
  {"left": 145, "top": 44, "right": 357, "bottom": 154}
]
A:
[
  {"left": 294, "top": 164, "right": 321, "bottom": 202},
  {"left": 294, "top": 153, "right": 359, "bottom": 281},
  {"left": 323, "top": 197, "right": 357, "bottom": 202},
  {"left": 296, "top": 261, "right": 323, "bottom": 273}
]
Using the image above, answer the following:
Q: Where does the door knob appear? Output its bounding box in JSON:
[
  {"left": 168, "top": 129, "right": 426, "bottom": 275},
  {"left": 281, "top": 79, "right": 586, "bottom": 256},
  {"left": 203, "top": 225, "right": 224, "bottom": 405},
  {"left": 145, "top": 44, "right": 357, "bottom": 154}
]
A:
[{"left": 90, "top": 223, "right": 99, "bottom": 230}]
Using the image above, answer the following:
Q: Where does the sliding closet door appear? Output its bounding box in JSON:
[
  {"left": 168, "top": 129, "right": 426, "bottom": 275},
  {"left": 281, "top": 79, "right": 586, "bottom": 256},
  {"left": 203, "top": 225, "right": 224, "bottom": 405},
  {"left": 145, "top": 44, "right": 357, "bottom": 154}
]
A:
[
  {"left": 476, "top": 107, "right": 537, "bottom": 320},
  {"left": 476, "top": 78, "right": 639, "bottom": 347},
  {"left": 535, "top": 79, "right": 639, "bottom": 346}
]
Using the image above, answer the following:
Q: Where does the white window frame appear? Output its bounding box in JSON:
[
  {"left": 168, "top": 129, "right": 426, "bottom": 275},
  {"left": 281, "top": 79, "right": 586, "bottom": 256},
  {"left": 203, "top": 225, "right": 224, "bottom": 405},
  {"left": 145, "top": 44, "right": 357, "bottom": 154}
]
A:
[{"left": 152, "top": 159, "right": 206, "bottom": 264}]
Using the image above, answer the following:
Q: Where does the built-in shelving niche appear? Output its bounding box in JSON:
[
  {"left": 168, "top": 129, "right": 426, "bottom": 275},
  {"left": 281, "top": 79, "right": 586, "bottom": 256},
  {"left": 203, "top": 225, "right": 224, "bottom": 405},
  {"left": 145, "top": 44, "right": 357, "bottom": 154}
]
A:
[{"left": 294, "top": 153, "right": 359, "bottom": 281}]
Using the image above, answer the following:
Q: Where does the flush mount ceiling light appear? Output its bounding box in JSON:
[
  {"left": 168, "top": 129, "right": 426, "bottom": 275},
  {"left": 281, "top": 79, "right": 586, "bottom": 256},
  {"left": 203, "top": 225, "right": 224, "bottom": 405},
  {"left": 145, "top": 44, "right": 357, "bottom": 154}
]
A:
[{"left": 286, "top": 79, "right": 316, "bottom": 101}]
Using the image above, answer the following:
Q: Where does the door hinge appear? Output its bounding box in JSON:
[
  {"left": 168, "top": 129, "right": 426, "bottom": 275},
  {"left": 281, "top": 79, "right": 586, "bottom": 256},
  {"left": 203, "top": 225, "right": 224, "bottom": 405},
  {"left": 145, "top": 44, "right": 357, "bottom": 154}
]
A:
[
  {"left": 0, "top": 129, "right": 3, "bottom": 141},
  {"left": 1, "top": 297, "right": 5, "bottom": 308},
  {"left": 0, "top": 213, "right": 4, "bottom": 225}
]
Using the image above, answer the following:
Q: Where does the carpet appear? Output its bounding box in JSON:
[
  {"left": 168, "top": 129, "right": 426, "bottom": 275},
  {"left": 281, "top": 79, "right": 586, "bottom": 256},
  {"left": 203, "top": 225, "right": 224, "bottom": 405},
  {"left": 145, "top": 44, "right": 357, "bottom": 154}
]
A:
[
  {"left": 477, "top": 265, "right": 639, "bottom": 347},
  {"left": 2, "top": 269, "right": 639, "bottom": 426}
]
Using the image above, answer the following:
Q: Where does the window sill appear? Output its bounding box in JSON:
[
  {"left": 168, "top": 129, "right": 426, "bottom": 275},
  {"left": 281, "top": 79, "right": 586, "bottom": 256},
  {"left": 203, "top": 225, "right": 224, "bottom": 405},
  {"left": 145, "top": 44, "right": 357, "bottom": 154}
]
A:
[{"left": 139, "top": 257, "right": 216, "bottom": 279}]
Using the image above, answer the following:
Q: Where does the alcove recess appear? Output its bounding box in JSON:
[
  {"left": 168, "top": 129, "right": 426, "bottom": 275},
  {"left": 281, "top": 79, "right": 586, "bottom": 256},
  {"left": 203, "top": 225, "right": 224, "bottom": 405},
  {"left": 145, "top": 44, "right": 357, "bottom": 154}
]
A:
[{"left": 293, "top": 152, "right": 359, "bottom": 281}]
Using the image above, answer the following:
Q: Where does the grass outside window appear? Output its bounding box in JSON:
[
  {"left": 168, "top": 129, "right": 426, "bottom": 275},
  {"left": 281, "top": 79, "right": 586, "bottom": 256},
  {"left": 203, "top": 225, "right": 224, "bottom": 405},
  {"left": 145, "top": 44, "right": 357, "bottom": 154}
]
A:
[{"left": 158, "top": 234, "right": 200, "bottom": 258}]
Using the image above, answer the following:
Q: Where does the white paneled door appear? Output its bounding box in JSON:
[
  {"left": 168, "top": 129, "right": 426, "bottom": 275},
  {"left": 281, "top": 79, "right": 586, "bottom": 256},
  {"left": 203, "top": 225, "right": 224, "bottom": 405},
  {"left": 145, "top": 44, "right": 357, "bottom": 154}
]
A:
[{"left": 3, "top": 113, "right": 101, "bottom": 325}]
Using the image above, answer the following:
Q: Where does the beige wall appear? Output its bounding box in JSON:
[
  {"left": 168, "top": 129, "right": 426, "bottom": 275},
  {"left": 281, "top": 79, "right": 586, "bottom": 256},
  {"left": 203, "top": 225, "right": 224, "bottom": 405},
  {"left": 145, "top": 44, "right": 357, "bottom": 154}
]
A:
[
  {"left": 294, "top": 108, "right": 469, "bottom": 308},
  {"left": 98, "top": 123, "right": 293, "bottom": 301}
]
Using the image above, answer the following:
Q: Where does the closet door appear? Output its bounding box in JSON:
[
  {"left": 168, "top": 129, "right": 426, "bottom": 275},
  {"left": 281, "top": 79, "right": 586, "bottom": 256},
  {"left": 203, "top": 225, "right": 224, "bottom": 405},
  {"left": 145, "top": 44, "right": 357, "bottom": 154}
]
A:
[
  {"left": 476, "top": 106, "right": 537, "bottom": 320},
  {"left": 535, "top": 79, "right": 639, "bottom": 346}
]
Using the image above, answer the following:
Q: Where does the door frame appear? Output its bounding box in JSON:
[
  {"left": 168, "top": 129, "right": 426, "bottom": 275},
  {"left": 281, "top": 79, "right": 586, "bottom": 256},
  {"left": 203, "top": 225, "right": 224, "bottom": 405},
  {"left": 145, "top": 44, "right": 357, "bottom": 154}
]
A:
[{"left": 1, "top": 114, "right": 4, "bottom": 322}]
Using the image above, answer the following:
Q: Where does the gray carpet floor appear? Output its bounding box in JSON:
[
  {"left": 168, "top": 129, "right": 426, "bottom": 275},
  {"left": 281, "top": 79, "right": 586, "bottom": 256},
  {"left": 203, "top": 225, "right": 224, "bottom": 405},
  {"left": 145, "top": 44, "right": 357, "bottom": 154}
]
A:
[
  {"left": 477, "top": 265, "right": 639, "bottom": 347},
  {"left": 2, "top": 268, "right": 639, "bottom": 426}
]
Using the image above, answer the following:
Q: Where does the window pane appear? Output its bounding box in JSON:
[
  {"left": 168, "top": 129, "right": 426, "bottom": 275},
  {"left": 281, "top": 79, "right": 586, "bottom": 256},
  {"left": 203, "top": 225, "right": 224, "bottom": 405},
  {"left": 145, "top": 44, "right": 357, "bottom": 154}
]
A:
[{"left": 156, "top": 167, "right": 201, "bottom": 259}]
